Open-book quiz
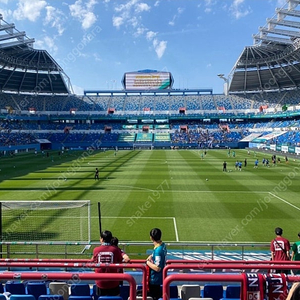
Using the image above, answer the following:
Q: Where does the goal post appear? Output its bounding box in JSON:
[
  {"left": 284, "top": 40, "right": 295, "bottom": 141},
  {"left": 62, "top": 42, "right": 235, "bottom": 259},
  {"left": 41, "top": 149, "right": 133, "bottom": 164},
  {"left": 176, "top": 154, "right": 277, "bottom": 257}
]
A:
[
  {"left": 0, "top": 200, "right": 91, "bottom": 243},
  {"left": 133, "top": 143, "right": 153, "bottom": 150}
]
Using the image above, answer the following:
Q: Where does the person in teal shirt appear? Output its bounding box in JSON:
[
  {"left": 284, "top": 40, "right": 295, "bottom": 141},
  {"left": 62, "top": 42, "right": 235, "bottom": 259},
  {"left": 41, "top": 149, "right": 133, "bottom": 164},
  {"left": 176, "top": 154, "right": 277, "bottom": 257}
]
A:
[
  {"left": 146, "top": 228, "right": 167, "bottom": 300},
  {"left": 291, "top": 232, "right": 300, "bottom": 274}
]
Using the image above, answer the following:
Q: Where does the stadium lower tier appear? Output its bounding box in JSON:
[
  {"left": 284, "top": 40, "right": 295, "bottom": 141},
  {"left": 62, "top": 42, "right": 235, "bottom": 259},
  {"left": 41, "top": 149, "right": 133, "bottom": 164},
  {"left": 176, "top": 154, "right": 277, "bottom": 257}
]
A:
[{"left": 0, "top": 265, "right": 297, "bottom": 300}]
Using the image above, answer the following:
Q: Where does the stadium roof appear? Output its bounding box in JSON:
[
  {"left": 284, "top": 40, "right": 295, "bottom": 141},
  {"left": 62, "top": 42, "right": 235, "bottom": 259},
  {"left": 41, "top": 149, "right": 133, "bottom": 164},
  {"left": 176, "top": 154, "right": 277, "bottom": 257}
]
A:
[
  {"left": 229, "top": 0, "right": 300, "bottom": 94},
  {"left": 0, "top": 14, "right": 72, "bottom": 94}
]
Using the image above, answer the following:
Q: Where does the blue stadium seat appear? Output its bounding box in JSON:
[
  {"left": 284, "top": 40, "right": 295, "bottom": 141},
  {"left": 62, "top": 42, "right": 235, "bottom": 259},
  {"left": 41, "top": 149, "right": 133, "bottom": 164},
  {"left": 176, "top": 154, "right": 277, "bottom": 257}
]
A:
[
  {"left": 11, "top": 295, "right": 35, "bottom": 300},
  {"left": 98, "top": 297, "right": 122, "bottom": 300},
  {"left": 27, "top": 282, "right": 48, "bottom": 300},
  {"left": 5, "top": 281, "right": 26, "bottom": 294},
  {"left": 38, "top": 295, "right": 64, "bottom": 300},
  {"left": 70, "top": 284, "right": 91, "bottom": 296},
  {"left": 203, "top": 284, "right": 224, "bottom": 300},
  {"left": 69, "top": 296, "right": 93, "bottom": 300},
  {"left": 119, "top": 285, "right": 130, "bottom": 300},
  {"left": 169, "top": 285, "right": 179, "bottom": 298},
  {"left": 225, "top": 285, "right": 241, "bottom": 299}
]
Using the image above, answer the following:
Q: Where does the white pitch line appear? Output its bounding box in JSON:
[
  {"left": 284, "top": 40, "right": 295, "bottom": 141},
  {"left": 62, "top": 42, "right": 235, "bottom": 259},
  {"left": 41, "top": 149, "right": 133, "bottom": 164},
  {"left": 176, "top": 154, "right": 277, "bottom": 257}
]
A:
[
  {"left": 173, "top": 217, "right": 179, "bottom": 242},
  {"left": 100, "top": 216, "right": 174, "bottom": 219},
  {"left": 269, "top": 192, "right": 300, "bottom": 211},
  {"left": 19, "top": 190, "right": 276, "bottom": 193}
]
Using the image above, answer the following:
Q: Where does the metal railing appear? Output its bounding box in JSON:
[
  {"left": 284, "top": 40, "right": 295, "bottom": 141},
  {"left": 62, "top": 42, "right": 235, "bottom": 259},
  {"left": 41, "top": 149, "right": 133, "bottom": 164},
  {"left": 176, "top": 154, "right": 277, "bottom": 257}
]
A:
[{"left": 0, "top": 241, "right": 271, "bottom": 259}]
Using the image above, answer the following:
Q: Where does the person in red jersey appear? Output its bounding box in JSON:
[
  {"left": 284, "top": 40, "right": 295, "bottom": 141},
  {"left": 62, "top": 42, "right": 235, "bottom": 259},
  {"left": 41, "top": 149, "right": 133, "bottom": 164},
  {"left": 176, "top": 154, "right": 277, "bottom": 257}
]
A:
[
  {"left": 270, "top": 227, "right": 290, "bottom": 274},
  {"left": 92, "top": 230, "right": 123, "bottom": 296}
]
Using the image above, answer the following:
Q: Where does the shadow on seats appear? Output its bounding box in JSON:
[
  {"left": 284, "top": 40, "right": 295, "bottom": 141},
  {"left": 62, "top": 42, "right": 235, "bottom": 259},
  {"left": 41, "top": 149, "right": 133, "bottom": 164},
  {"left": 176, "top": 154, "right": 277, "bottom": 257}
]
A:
[
  {"left": 27, "top": 282, "right": 48, "bottom": 300},
  {"left": 5, "top": 282, "right": 26, "bottom": 295},
  {"left": 203, "top": 284, "right": 224, "bottom": 300},
  {"left": 70, "top": 284, "right": 91, "bottom": 297}
]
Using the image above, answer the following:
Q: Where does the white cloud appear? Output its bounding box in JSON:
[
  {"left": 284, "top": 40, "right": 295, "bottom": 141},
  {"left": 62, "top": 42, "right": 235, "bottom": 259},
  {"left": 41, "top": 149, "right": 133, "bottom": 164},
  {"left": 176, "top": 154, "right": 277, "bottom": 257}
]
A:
[
  {"left": 112, "top": 16, "right": 124, "bottom": 28},
  {"left": 168, "top": 6, "right": 184, "bottom": 26},
  {"left": 276, "top": 0, "right": 286, "bottom": 7},
  {"left": 134, "top": 26, "right": 146, "bottom": 37},
  {"left": 13, "top": 0, "right": 47, "bottom": 22},
  {"left": 146, "top": 31, "right": 157, "bottom": 41},
  {"left": 35, "top": 35, "right": 58, "bottom": 54},
  {"left": 169, "top": 17, "right": 175, "bottom": 26},
  {"left": 93, "top": 53, "right": 102, "bottom": 62},
  {"left": 113, "top": 1, "right": 166, "bottom": 58},
  {"left": 113, "top": 0, "right": 149, "bottom": 29},
  {"left": 72, "top": 84, "right": 84, "bottom": 95},
  {"left": 135, "top": 3, "right": 151, "bottom": 13},
  {"left": 45, "top": 6, "right": 66, "bottom": 36},
  {"left": 82, "top": 11, "right": 97, "bottom": 29},
  {"left": 230, "top": 0, "right": 251, "bottom": 19},
  {"left": 69, "top": 0, "right": 97, "bottom": 30},
  {"left": 153, "top": 38, "right": 167, "bottom": 59},
  {"left": 1, "top": 9, "right": 12, "bottom": 19}
]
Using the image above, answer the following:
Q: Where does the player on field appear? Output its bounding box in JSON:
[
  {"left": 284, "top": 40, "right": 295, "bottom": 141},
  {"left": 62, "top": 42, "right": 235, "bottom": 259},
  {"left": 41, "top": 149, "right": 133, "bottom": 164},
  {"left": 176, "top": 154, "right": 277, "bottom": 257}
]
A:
[{"left": 94, "top": 168, "right": 99, "bottom": 180}]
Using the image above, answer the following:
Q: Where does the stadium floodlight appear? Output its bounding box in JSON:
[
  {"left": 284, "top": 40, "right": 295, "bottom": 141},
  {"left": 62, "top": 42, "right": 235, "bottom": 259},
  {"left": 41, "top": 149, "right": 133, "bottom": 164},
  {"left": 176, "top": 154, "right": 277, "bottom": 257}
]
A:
[{"left": 217, "top": 74, "right": 229, "bottom": 95}]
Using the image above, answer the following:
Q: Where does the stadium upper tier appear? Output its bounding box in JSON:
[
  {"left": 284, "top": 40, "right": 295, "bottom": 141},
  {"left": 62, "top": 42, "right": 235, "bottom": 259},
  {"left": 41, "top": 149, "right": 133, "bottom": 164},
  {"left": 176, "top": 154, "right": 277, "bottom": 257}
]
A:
[
  {"left": 229, "top": 0, "right": 300, "bottom": 93},
  {"left": 0, "top": 15, "right": 71, "bottom": 94},
  {"left": 0, "top": 90, "right": 299, "bottom": 116}
]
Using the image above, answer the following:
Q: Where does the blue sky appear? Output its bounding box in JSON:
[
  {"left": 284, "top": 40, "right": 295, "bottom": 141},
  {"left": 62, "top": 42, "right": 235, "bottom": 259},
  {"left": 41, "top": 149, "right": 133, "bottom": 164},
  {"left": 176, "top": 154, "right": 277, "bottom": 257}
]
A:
[{"left": 0, "top": 0, "right": 287, "bottom": 95}]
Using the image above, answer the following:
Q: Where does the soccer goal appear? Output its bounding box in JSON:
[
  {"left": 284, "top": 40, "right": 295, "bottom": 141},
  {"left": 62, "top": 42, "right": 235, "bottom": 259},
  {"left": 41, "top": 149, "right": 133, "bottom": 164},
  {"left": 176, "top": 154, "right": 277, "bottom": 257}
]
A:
[
  {"left": 133, "top": 143, "right": 153, "bottom": 150},
  {"left": 0, "top": 200, "right": 91, "bottom": 243}
]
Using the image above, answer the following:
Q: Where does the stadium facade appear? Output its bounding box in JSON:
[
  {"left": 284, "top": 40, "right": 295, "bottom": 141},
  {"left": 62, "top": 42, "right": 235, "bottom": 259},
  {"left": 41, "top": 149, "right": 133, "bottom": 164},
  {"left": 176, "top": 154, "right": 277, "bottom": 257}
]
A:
[{"left": 1, "top": 1, "right": 300, "bottom": 154}]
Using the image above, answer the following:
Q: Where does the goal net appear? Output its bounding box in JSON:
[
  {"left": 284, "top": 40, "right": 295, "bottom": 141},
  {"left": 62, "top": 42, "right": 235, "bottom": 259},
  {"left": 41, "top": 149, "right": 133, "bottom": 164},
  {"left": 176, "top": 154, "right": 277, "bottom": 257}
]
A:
[
  {"left": 1, "top": 201, "right": 91, "bottom": 243},
  {"left": 133, "top": 143, "right": 153, "bottom": 150}
]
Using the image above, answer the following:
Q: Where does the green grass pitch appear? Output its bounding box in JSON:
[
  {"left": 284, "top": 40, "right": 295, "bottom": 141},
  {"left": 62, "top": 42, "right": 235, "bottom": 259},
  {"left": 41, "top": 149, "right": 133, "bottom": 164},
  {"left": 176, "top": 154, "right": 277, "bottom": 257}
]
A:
[{"left": 0, "top": 149, "right": 299, "bottom": 245}]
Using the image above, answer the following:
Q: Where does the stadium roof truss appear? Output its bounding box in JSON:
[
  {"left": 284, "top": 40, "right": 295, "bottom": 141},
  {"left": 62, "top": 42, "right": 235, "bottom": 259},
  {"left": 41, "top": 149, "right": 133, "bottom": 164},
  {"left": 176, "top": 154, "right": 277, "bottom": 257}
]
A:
[
  {"left": 0, "top": 14, "right": 72, "bottom": 94},
  {"left": 229, "top": 0, "right": 300, "bottom": 94}
]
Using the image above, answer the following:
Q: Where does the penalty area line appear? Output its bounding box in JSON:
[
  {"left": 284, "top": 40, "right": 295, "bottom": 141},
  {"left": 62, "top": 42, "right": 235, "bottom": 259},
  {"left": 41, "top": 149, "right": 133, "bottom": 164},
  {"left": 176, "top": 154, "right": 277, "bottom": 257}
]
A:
[{"left": 269, "top": 192, "right": 300, "bottom": 211}]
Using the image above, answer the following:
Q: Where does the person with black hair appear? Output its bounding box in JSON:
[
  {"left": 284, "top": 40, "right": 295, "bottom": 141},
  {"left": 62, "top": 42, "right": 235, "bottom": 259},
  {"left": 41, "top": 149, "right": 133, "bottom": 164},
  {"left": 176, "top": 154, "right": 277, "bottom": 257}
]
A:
[
  {"left": 146, "top": 228, "right": 167, "bottom": 300},
  {"left": 111, "top": 236, "right": 130, "bottom": 263},
  {"left": 286, "top": 283, "right": 300, "bottom": 300},
  {"left": 92, "top": 230, "right": 123, "bottom": 296},
  {"left": 270, "top": 227, "right": 290, "bottom": 274}
]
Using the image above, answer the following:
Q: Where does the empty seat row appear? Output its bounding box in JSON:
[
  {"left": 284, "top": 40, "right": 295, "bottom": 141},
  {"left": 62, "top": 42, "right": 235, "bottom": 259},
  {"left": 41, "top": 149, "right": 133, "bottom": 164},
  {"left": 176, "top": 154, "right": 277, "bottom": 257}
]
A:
[
  {"left": 180, "top": 284, "right": 240, "bottom": 300},
  {"left": 0, "top": 282, "right": 240, "bottom": 300}
]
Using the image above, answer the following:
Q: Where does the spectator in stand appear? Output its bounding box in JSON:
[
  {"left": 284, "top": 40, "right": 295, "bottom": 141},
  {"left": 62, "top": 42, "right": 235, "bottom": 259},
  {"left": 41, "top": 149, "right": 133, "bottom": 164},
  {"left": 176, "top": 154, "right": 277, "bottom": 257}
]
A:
[
  {"left": 291, "top": 232, "right": 300, "bottom": 275},
  {"left": 92, "top": 230, "right": 123, "bottom": 296},
  {"left": 111, "top": 236, "right": 130, "bottom": 262},
  {"left": 146, "top": 228, "right": 167, "bottom": 300},
  {"left": 286, "top": 282, "right": 300, "bottom": 300},
  {"left": 270, "top": 227, "right": 290, "bottom": 274}
]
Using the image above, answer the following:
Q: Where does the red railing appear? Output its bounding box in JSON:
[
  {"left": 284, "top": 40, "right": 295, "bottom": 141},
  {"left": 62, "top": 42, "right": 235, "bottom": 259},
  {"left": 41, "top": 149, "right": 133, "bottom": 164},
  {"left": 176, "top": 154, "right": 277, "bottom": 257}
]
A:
[
  {"left": 1, "top": 259, "right": 300, "bottom": 300},
  {"left": 163, "top": 261, "right": 300, "bottom": 280},
  {"left": 0, "top": 261, "right": 146, "bottom": 300},
  {"left": 0, "top": 259, "right": 145, "bottom": 263}
]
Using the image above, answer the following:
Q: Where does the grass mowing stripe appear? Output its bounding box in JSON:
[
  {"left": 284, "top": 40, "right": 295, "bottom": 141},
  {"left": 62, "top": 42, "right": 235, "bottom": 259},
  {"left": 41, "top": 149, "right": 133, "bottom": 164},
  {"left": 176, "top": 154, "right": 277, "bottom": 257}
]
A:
[{"left": 0, "top": 149, "right": 299, "bottom": 244}]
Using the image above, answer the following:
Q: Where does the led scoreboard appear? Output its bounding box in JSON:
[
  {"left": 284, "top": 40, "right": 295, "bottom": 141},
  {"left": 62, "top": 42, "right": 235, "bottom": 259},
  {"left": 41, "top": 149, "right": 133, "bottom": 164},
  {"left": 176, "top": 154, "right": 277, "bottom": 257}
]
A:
[{"left": 122, "top": 69, "right": 173, "bottom": 90}]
